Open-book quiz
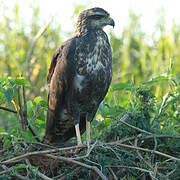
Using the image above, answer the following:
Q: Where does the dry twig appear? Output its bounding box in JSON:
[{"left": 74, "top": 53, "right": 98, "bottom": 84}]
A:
[
  {"left": 1, "top": 139, "right": 180, "bottom": 167},
  {"left": 0, "top": 164, "right": 28, "bottom": 180},
  {"left": 0, "top": 145, "right": 85, "bottom": 165},
  {"left": 108, "top": 167, "right": 118, "bottom": 180},
  {"left": 134, "top": 136, "right": 153, "bottom": 170},
  {"left": 106, "top": 165, "right": 152, "bottom": 173},
  {"left": 1, "top": 139, "right": 179, "bottom": 169},
  {"left": 70, "top": 140, "right": 97, "bottom": 160},
  {"left": 116, "top": 114, "right": 152, "bottom": 135},
  {"left": 0, "top": 106, "right": 17, "bottom": 113},
  {"left": 134, "top": 136, "right": 161, "bottom": 179},
  {"left": 25, "top": 159, "right": 52, "bottom": 180},
  {"left": 46, "top": 154, "right": 108, "bottom": 180},
  {"left": 119, "top": 134, "right": 180, "bottom": 144},
  {"left": 107, "top": 142, "right": 180, "bottom": 161}
]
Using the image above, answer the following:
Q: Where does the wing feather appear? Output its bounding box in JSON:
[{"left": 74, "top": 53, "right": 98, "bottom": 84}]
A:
[
  {"left": 47, "top": 46, "right": 62, "bottom": 84},
  {"left": 44, "top": 38, "right": 77, "bottom": 143}
]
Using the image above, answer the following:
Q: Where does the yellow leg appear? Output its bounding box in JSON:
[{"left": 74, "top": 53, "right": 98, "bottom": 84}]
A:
[
  {"left": 86, "top": 120, "right": 91, "bottom": 149},
  {"left": 75, "top": 123, "right": 82, "bottom": 146}
]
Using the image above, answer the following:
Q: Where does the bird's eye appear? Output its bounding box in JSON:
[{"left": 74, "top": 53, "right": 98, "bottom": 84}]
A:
[
  {"left": 93, "top": 15, "right": 103, "bottom": 19},
  {"left": 89, "top": 15, "right": 104, "bottom": 20}
]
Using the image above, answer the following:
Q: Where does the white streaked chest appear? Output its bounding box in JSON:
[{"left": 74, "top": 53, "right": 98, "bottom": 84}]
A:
[
  {"left": 86, "top": 36, "right": 106, "bottom": 73},
  {"left": 74, "top": 74, "right": 85, "bottom": 92}
]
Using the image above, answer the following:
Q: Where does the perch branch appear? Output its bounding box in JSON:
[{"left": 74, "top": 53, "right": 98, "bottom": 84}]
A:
[
  {"left": 1, "top": 140, "right": 180, "bottom": 167},
  {"left": 46, "top": 154, "right": 108, "bottom": 180},
  {"left": 1, "top": 141, "right": 180, "bottom": 167},
  {"left": 0, "top": 138, "right": 180, "bottom": 169},
  {"left": 70, "top": 140, "right": 97, "bottom": 160},
  {"left": 0, "top": 145, "right": 86, "bottom": 165}
]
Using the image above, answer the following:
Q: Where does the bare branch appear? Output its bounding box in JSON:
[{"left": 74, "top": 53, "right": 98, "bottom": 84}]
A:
[
  {"left": 0, "top": 106, "right": 17, "bottom": 113},
  {"left": 134, "top": 136, "right": 161, "bottom": 179},
  {"left": 134, "top": 136, "right": 153, "bottom": 170},
  {"left": 27, "top": 126, "right": 41, "bottom": 142},
  {"left": 46, "top": 154, "right": 108, "bottom": 180},
  {"left": 0, "top": 164, "right": 28, "bottom": 180},
  {"left": 0, "top": 145, "right": 86, "bottom": 165},
  {"left": 25, "top": 158, "right": 52, "bottom": 180},
  {"left": 106, "top": 165, "right": 152, "bottom": 173},
  {"left": 119, "top": 134, "right": 180, "bottom": 144},
  {"left": 1, "top": 140, "right": 180, "bottom": 167},
  {"left": 70, "top": 140, "right": 97, "bottom": 160},
  {"left": 108, "top": 167, "right": 118, "bottom": 180},
  {"left": 107, "top": 142, "right": 180, "bottom": 161},
  {"left": 116, "top": 114, "right": 152, "bottom": 135}
]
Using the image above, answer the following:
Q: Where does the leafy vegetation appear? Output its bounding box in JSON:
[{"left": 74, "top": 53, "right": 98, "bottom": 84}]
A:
[{"left": 0, "top": 2, "right": 180, "bottom": 179}]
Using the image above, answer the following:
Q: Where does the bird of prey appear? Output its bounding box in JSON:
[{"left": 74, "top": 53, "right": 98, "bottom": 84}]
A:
[{"left": 44, "top": 7, "right": 114, "bottom": 147}]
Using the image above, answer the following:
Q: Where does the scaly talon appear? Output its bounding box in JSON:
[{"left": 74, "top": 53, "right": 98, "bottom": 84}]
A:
[
  {"left": 75, "top": 123, "right": 82, "bottom": 146},
  {"left": 86, "top": 120, "right": 91, "bottom": 150}
]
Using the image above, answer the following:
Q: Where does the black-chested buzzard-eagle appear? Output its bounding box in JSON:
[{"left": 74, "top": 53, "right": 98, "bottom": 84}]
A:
[{"left": 43, "top": 7, "right": 115, "bottom": 147}]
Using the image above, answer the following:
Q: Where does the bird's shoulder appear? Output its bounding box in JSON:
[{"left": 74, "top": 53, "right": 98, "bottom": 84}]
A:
[
  {"left": 55, "top": 37, "right": 78, "bottom": 62},
  {"left": 47, "top": 37, "right": 77, "bottom": 83}
]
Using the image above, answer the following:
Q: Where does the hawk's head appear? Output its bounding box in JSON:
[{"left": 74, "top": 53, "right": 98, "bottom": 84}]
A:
[{"left": 75, "top": 7, "right": 115, "bottom": 35}]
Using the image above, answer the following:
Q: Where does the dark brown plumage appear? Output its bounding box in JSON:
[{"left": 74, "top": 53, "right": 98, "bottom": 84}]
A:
[{"left": 44, "top": 7, "right": 114, "bottom": 146}]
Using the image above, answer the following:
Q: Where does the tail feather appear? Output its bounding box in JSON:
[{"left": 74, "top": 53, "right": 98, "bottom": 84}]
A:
[
  {"left": 43, "top": 109, "right": 57, "bottom": 143},
  {"left": 43, "top": 109, "right": 87, "bottom": 146}
]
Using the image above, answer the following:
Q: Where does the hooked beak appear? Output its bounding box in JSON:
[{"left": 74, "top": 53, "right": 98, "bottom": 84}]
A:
[{"left": 108, "top": 17, "right": 115, "bottom": 28}]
